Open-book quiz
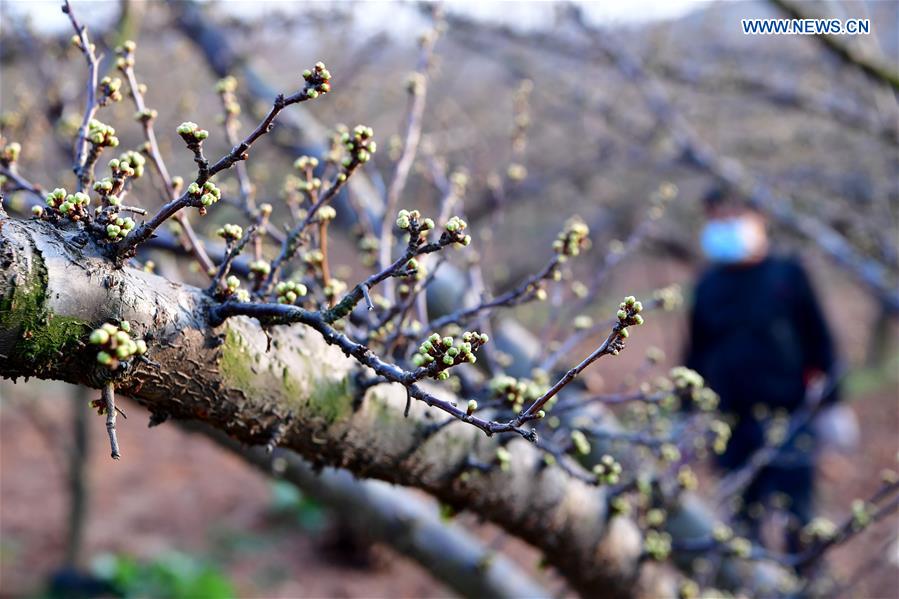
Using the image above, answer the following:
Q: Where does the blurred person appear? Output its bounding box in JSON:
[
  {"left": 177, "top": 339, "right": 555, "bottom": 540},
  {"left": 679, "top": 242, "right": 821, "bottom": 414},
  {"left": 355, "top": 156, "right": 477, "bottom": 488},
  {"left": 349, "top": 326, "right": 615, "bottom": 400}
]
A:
[{"left": 684, "top": 186, "right": 841, "bottom": 555}]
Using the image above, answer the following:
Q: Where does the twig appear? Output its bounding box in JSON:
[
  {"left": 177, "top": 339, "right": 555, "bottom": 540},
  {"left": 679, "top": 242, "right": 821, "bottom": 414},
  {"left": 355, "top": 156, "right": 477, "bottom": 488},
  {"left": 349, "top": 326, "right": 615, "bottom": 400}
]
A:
[
  {"left": 119, "top": 41, "right": 215, "bottom": 273},
  {"left": 62, "top": 0, "right": 100, "bottom": 192},
  {"left": 102, "top": 381, "right": 121, "bottom": 460},
  {"left": 379, "top": 15, "right": 441, "bottom": 302},
  {"left": 515, "top": 326, "right": 623, "bottom": 425},
  {"left": 424, "top": 256, "right": 560, "bottom": 333}
]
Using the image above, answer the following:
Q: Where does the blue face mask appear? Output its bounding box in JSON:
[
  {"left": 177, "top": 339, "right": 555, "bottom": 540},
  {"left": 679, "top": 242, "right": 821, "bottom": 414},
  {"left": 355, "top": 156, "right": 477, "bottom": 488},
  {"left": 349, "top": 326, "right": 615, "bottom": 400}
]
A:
[{"left": 700, "top": 218, "right": 752, "bottom": 263}]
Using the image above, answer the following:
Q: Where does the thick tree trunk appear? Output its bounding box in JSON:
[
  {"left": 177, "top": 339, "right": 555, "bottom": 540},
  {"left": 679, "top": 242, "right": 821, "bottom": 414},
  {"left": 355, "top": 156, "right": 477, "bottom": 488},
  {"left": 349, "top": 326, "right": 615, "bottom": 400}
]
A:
[
  {"left": 194, "top": 424, "right": 548, "bottom": 598},
  {"left": 0, "top": 215, "right": 669, "bottom": 597}
]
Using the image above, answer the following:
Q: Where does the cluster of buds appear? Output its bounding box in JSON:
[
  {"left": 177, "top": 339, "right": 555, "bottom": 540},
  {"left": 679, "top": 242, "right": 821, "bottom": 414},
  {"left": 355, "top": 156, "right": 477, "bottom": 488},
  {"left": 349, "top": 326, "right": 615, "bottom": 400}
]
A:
[
  {"left": 248, "top": 260, "right": 271, "bottom": 281},
  {"left": 610, "top": 496, "right": 631, "bottom": 517},
  {"left": 90, "top": 321, "right": 146, "bottom": 369},
  {"left": 400, "top": 257, "right": 427, "bottom": 282},
  {"left": 488, "top": 375, "right": 543, "bottom": 413},
  {"left": 643, "top": 530, "right": 672, "bottom": 561},
  {"left": 646, "top": 508, "right": 666, "bottom": 529},
  {"left": 302, "top": 62, "right": 331, "bottom": 98},
  {"left": 396, "top": 210, "right": 442, "bottom": 246},
  {"left": 412, "top": 331, "right": 489, "bottom": 381},
  {"left": 712, "top": 522, "right": 733, "bottom": 543},
  {"left": 215, "top": 76, "right": 241, "bottom": 117},
  {"left": 357, "top": 234, "right": 379, "bottom": 267},
  {"left": 653, "top": 284, "right": 683, "bottom": 311},
  {"left": 112, "top": 151, "right": 146, "bottom": 179},
  {"left": 396, "top": 209, "right": 434, "bottom": 233},
  {"left": 323, "top": 279, "right": 347, "bottom": 302},
  {"left": 443, "top": 215, "right": 472, "bottom": 246},
  {"left": 275, "top": 280, "right": 308, "bottom": 305},
  {"left": 608, "top": 295, "right": 646, "bottom": 354},
  {"left": 593, "top": 454, "right": 623, "bottom": 484},
  {"left": 87, "top": 119, "right": 119, "bottom": 147},
  {"left": 302, "top": 249, "right": 325, "bottom": 271},
  {"left": 553, "top": 217, "right": 590, "bottom": 259},
  {"left": 216, "top": 223, "right": 243, "bottom": 242},
  {"left": 326, "top": 124, "right": 349, "bottom": 165},
  {"left": 187, "top": 180, "right": 221, "bottom": 214},
  {"left": 708, "top": 419, "right": 731, "bottom": 455},
  {"left": 727, "top": 537, "right": 753, "bottom": 559},
  {"left": 293, "top": 156, "right": 321, "bottom": 179},
  {"left": 215, "top": 75, "right": 238, "bottom": 95},
  {"left": 177, "top": 121, "right": 210, "bottom": 143},
  {"left": 316, "top": 206, "right": 337, "bottom": 223},
  {"left": 800, "top": 517, "right": 836, "bottom": 545},
  {"left": 223, "top": 275, "right": 249, "bottom": 302},
  {"left": 114, "top": 40, "right": 136, "bottom": 70},
  {"left": 669, "top": 366, "right": 718, "bottom": 411},
  {"left": 340, "top": 125, "right": 376, "bottom": 170},
  {"left": 134, "top": 108, "right": 158, "bottom": 124},
  {"left": 1, "top": 141, "right": 21, "bottom": 165},
  {"left": 105, "top": 215, "right": 136, "bottom": 241},
  {"left": 41, "top": 188, "right": 90, "bottom": 221},
  {"left": 659, "top": 443, "right": 681, "bottom": 464},
  {"left": 676, "top": 465, "right": 698, "bottom": 491},
  {"left": 98, "top": 76, "right": 123, "bottom": 105}
]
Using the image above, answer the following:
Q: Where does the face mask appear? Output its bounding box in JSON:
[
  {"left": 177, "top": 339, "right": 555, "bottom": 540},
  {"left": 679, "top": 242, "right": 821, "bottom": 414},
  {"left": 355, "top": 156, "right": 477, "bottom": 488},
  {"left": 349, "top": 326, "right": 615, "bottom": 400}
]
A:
[{"left": 700, "top": 218, "right": 759, "bottom": 263}]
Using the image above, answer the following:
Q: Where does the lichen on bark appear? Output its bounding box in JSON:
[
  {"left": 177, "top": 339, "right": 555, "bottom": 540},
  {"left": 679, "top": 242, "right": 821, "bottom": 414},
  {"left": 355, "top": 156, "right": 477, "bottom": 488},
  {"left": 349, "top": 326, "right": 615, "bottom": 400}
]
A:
[{"left": 0, "top": 228, "right": 90, "bottom": 373}]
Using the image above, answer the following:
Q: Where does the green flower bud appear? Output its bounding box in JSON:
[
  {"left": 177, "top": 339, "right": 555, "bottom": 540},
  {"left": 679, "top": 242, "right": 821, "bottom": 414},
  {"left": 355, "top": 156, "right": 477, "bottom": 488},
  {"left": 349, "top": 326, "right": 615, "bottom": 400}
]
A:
[
  {"left": 89, "top": 329, "right": 110, "bottom": 345},
  {"left": 177, "top": 121, "right": 198, "bottom": 135}
]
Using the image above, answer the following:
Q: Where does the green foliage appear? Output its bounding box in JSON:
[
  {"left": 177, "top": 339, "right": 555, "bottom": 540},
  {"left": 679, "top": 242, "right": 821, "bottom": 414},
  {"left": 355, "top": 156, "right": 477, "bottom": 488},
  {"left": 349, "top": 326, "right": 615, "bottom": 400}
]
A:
[
  {"left": 268, "top": 481, "right": 327, "bottom": 532},
  {"left": 90, "top": 552, "right": 235, "bottom": 599}
]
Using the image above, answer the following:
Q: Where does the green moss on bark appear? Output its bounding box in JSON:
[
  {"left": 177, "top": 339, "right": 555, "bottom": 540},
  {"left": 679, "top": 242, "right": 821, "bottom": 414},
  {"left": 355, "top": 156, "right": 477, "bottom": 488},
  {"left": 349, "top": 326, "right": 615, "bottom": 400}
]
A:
[
  {"left": 0, "top": 247, "right": 89, "bottom": 369},
  {"left": 219, "top": 326, "right": 255, "bottom": 391},
  {"left": 219, "top": 323, "right": 354, "bottom": 426}
]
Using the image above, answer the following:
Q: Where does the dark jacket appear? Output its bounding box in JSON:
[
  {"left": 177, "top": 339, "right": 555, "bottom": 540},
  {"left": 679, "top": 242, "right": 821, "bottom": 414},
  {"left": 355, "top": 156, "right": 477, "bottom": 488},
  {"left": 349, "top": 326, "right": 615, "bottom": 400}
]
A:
[{"left": 685, "top": 255, "right": 837, "bottom": 467}]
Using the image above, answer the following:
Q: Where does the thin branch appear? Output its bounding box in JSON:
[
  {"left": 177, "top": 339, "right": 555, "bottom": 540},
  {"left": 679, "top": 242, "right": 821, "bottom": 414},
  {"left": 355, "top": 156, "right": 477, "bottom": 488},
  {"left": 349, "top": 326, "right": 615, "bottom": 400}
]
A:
[
  {"left": 120, "top": 85, "right": 322, "bottom": 256},
  {"left": 378, "top": 17, "right": 441, "bottom": 302},
  {"left": 516, "top": 326, "right": 623, "bottom": 425},
  {"left": 119, "top": 45, "right": 215, "bottom": 273},
  {"left": 101, "top": 381, "right": 121, "bottom": 460},
  {"left": 62, "top": 0, "right": 101, "bottom": 192}
]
